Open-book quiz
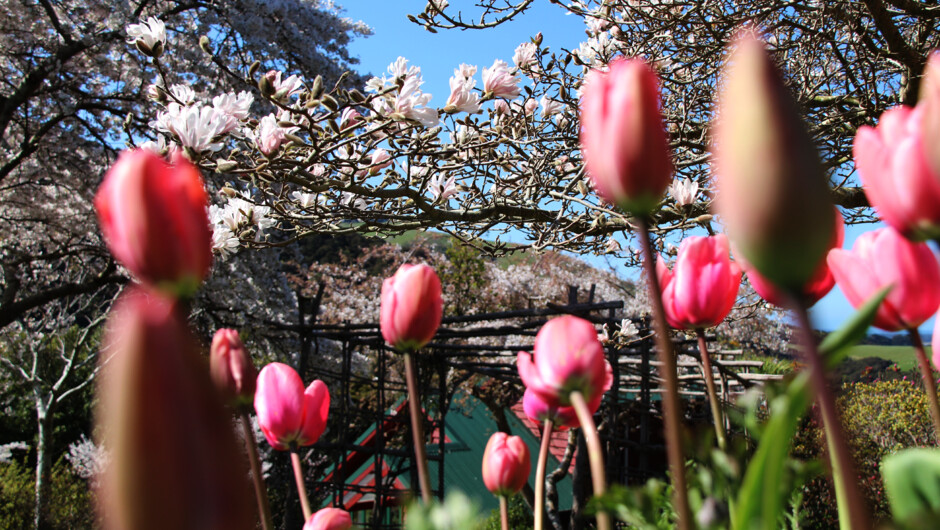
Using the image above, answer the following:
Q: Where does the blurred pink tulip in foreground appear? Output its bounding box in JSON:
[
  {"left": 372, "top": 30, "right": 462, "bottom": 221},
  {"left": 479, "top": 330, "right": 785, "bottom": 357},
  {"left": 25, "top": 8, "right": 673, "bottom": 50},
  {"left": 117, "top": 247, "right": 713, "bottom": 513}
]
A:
[
  {"left": 304, "top": 507, "right": 352, "bottom": 530},
  {"left": 95, "top": 149, "right": 213, "bottom": 297},
  {"left": 209, "top": 328, "right": 257, "bottom": 409},
  {"left": 580, "top": 58, "right": 673, "bottom": 216}
]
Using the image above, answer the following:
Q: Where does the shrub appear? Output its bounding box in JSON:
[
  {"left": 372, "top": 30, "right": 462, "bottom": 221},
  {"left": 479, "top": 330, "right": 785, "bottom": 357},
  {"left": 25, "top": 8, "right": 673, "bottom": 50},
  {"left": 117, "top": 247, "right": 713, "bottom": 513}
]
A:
[{"left": 0, "top": 459, "right": 95, "bottom": 529}]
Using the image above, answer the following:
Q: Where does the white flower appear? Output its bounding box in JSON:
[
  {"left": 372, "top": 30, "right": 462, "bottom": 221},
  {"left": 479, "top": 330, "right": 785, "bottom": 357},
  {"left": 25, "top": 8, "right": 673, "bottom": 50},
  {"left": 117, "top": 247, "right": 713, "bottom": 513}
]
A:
[
  {"left": 362, "top": 148, "right": 393, "bottom": 175},
  {"left": 211, "top": 225, "right": 241, "bottom": 259},
  {"left": 169, "top": 84, "right": 196, "bottom": 106},
  {"left": 513, "top": 42, "right": 538, "bottom": 69},
  {"left": 253, "top": 114, "right": 298, "bottom": 156},
  {"left": 265, "top": 71, "right": 304, "bottom": 100},
  {"left": 576, "top": 32, "right": 616, "bottom": 66},
  {"left": 429, "top": 0, "right": 448, "bottom": 12},
  {"left": 492, "top": 99, "right": 510, "bottom": 115},
  {"left": 606, "top": 238, "right": 621, "bottom": 253},
  {"left": 619, "top": 319, "right": 639, "bottom": 339},
  {"left": 388, "top": 56, "right": 420, "bottom": 79},
  {"left": 585, "top": 15, "right": 608, "bottom": 35},
  {"left": 539, "top": 95, "right": 563, "bottom": 116},
  {"left": 669, "top": 179, "right": 699, "bottom": 207},
  {"left": 341, "top": 192, "right": 367, "bottom": 210},
  {"left": 291, "top": 191, "right": 322, "bottom": 209},
  {"left": 391, "top": 75, "right": 439, "bottom": 127},
  {"left": 139, "top": 135, "right": 167, "bottom": 155},
  {"left": 456, "top": 63, "right": 477, "bottom": 79},
  {"left": 340, "top": 107, "right": 362, "bottom": 130},
  {"left": 443, "top": 73, "right": 481, "bottom": 114},
  {"left": 126, "top": 17, "right": 166, "bottom": 54},
  {"left": 428, "top": 173, "right": 457, "bottom": 202},
  {"left": 213, "top": 91, "right": 253, "bottom": 121},
  {"left": 482, "top": 59, "right": 521, "bottom": 99},
  {"left": 523, "top": 98, "right": 538, "bottom": 116},
  {"left": 365, "top": 76, "right": 385, "bottom": 93},
  {"left": 151, "top": 103, "right": 229, "bottom": 152}
]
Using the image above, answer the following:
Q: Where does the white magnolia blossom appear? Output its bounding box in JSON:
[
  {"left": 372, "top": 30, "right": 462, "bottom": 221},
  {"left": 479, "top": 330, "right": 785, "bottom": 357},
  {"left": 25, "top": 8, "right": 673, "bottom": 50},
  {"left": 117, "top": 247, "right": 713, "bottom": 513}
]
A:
[
  {"left": 361, "top": 148, "right": 393, "bottom": 176},
  {"left": 513, "top": 42, "right": 538, "bottom": 69},
  {"left": 151, "top": 103, "right": 229, "bottom": 152},
  {"left": 340, "top": 107, "right": 362, "bottom": 130},
  {"left": 456, "top": 63, "right": 477, "bottom": 79},
  {"left": 576, "top": 32, "right": 616, "bottom": 65},
  {"left": 444, "top": 71, "right": 482, "bottom": 114},
  {"left": 211, "top": 225, "right": 242, "bottom": 259},
  {"left": 125, "top": 16, "right": 166, "bottom": 50},
  {"left": 669, "top": 178, "right": 699, "bottom": 207},
  {"left": 428, "top": 173, "right": 458, "bottom": 202},
  {"left": 210, "top": 195, "right": 277, "bottom": 243},
  {"left": 482, "top": 59, "right": 521, "bottom": 99},
  {"left": 539, "top": 95, "right": 563, "bottom": 116},
  {"left": 212, "top": 91, "right": 254, "bottom": 122},
  {"left": 253, "top": 114, "right": 298, "bottom": 156},
  {"left": 606, "top": 238, "right": 621, "bottom": 253},
  {"left": 341, "top": 191, "right": 367, "bottom": 210},
  {"left": 266, "top": 70, "right": 305, "bottom": 99},
  {"left": 169, "top": 84, "right": 196, "bottom": 106},
  {"left": 619, "top": 319, "right": 640, "bottom": 339},
  {"left": 291, "top": 191, "right": 323, "bottom": 209},
  {"left": 139, "top": 134, "right": 167, "bottom": 154},
  {"left": 369, "top": 58, "right": 439, "bottom": 127},
  {"left": 65, "top": 437, "right": 109, "bottom": 484}
]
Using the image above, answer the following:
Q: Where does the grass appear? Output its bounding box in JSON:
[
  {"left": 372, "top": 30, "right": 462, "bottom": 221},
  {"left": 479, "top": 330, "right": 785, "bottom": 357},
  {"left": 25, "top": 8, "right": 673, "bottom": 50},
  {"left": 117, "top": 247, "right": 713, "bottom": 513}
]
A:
[{"left": 846, "top": 345, "right": 932, "bottom": 372}]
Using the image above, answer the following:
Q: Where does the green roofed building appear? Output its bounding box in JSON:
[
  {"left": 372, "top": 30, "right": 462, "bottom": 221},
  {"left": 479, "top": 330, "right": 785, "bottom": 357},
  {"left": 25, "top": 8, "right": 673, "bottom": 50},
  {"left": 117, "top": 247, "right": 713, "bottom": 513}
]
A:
[{"left": 317, "top": 392, "right": 574, "bottom": 526}]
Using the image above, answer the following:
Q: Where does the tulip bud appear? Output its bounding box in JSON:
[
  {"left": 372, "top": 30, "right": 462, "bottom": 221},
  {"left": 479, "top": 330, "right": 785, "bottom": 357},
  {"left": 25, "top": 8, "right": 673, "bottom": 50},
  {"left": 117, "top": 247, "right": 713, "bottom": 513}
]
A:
[
  {"left": 95, "top": 149, "right": 213, "bottom": 298},
  {"left": 304, "top": 508, "right": 352, "bottom": 530},
  {"left": 254, "top": 363, "right": 330, "bottom": 450},
  {"left": 919, "top": 51, "right": 940, "bottom": 175},
  {"left": 96, "top": 289, "right": 254, "bottom": 530},
  {"left": 209, "top": 329, "right": 257, "bottom": 410},
  {"left": 580, "top": 58, "right": 673, "bottom": 216},
  {"left": 712, "top": 32, "right": 833, "bottom": 294},
  {"left": 657, "top": 235, "right": 742, "bottom": 330},
  {"left": 482, "top": 432, "right": 531, "bottom": 497},
  {"left": 522, "top": 388, "right": 581, "bottom": 430},
  {"left": 380, "top": 264, "right": 443, "bottom": 352}
]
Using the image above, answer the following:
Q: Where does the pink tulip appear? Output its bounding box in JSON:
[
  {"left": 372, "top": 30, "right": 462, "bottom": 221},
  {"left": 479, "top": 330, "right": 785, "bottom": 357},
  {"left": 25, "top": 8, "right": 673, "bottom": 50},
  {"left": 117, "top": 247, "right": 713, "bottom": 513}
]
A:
[
  {"left": 712, "top": 33, "right": 834, "bottom": 293},
  {"left": 657, "top": 235, "right": 742, "bottom": 330},
  {"left": 304, "top": 508, "right": 352, "bottom": 530},
  {"left": 745, "top": 211, "right": 845, "bottom": 308},
  {"left": 482, "top": 432, "right": 531, "bottom": 497},
  {"left": 95, "top": 149, "right": 213, "bottom": 297},
  {"left": 523, "top": 387, "right": 600, "bottom": 430},
  {"left": 827, "top": 227, "right": 940, "bottom": 331},
  {"left": 854, "top": 104, "right": 940, "bottom": 241},
  {"left": 380, "top": 264, "right": 443, "bottom": 352},
  {"left": 209, "top": 329, "right": 257, "bottom": 409},
  {"left": 96, "top": 288, "right": 254, "bottom": 530},
  {"left": 517, "top": 316, "right": 611, "bottom": 407},
  {"left": 579, "top": 58, "right": 673, "bottom": 216},
  {"left": 254, "top": 363, "right": 330, "bottom": 451}
]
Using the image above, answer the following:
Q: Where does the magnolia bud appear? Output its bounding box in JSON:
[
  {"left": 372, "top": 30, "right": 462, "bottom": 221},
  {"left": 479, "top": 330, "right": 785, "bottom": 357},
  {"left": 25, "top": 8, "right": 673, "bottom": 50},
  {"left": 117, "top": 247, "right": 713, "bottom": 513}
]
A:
[
  {"left": 216, "top": 160, "right": 238, "bottom": 173},
  {"left": 712, "top": 31, "right": 833, "bottom": 293},
  {"left": 248, "top": 60, "right": 261, "bottom": 78},
  {"left": 310, "top": 75, "right": 324, "bottom": 99},
  {"left": 198, "top": 35, "right": 212, "bottom": 54}
]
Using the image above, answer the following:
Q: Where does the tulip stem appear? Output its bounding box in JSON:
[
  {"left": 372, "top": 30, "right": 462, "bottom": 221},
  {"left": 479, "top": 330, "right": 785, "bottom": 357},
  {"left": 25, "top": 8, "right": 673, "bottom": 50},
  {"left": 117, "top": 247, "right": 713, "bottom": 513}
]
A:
[
  {"left": 240, "top": 412, "right": 274, "bottom": 530},
  {"left": 499, "top": 495, "right": 510, "bottom": 530},
  {"left": 909, "top": 329, "right": 940, "bottom": 439},
  {"left": 696, "top": 329, "right": 727, "bottom": 450},
  {"left": 290, "top": 449, "right": 312, "bottom": 521},
  {"left": 534, "top": 418, "right": 554, "bottom": 530},
  {"left": 403, "top": 351, "right": 433, "bottom": 503},
  {"left": 792, "top": 301, "right": 871, "bottom": 530},
  {"left": 637, "top": 219, "right": 692, "bottom": 530},
  {"left": 570, "top": 391, "right": 611, "bottom": 530}
]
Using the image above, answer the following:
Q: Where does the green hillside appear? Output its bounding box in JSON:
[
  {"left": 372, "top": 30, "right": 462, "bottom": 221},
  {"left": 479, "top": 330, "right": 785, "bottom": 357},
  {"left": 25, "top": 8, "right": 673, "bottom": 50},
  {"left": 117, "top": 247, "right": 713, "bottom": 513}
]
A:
[{"left": 847, "top": 345, "right": 930, "bottom": 371}]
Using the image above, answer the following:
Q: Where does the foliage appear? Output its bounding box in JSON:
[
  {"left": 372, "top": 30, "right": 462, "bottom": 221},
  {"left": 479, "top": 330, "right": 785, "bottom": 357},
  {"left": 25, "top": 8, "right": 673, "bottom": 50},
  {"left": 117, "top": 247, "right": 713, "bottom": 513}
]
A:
[
  {"left": 404, "top": 491, "right": 482, "bottom": 530},
  {"left": 0, "top": 459, "right": 94, "bottom": 529},
  {"left": 480, "top": 494, "right": 531, "bottom": 530},
  {"left": 882, "top": 448, "right": 940, "bottom": 529}
]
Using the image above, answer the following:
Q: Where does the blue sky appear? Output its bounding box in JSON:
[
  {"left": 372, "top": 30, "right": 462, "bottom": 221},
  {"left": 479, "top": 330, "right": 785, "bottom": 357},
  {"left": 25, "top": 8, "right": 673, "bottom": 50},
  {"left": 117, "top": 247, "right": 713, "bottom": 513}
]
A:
[{"left": 338, "top": 2, "right": 934, "bottom": 334}]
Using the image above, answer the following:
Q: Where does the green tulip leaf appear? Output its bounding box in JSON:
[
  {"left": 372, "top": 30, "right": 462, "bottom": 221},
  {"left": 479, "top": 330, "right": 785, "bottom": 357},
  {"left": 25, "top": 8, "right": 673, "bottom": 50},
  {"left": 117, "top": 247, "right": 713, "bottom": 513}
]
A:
[
  {"left": 883, "top": 448, "right": 940, "bottom": 528},
  {"left": 818, "top": 285, "right": 891, "bottom": 370}
]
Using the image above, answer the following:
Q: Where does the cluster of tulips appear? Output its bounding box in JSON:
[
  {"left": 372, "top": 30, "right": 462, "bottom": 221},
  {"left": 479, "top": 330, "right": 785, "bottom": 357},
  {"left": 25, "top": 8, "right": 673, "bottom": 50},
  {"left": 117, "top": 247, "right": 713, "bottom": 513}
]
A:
[{"left": 90, "top": 21, "right": 940, "bottom": 530}]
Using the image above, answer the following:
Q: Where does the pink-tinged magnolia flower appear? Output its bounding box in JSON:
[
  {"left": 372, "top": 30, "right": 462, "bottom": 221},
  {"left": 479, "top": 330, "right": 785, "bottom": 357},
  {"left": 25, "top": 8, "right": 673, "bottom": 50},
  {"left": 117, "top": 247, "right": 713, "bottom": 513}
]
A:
[
  {"left": 517, "top": 316, "right": 610, "bottom": 407},
  {"left": 482, "top": 432, "right": 531, "bottom": 497},
  {"left": 364, "top": 148, "right": 393, "bottom": 175},
  {"left": 380, "top": 264, "right": 443, "bottom": 351},
  {"left": 827, "top": 227, "right": 940, "bottom": 331},
  {"left": 95, "top": 149, "right": 213, "bottom": 297},
  {"left": 339, "top": 107, "right": 362, "bottom": 131},
  {"left": 746, "top": 211, "right": 845, "bottom": 308},
  {"left": 254, "top": 114, "right": 298, "bottom": 156},
  {"left": 668, "top": 179, "right": 698, "bottom": 208},
  {"left": 854, "top": 105, "right": 940, "bottom": 241},
  {"left": 254, "top": 363, "right": 330, "bottom": 450},
  {"left": 482, "top": 59, "right": 521, "bottom": 99},
  {"left": 209, "top": 329, "right": 257, "bottom": 409},
  {"left": 580, "top": 58, "right": 673, "bottom": 216},
  {"left": 126, "top": 17, "right": 166, "bottom": 58},
  {"left": 304, "top": 508, "right": 352, "bottom": 530},
  {"left": 96, "top": 288, "right": 254, "bottom": 530},
  {"left": 444, "top": 73, "right": 482, "bottom": 114},
  {"left": 712, "top": 33, "right": 834, "bottom": 292},
  {"left": 513, "top": 42, "right": 538, "bottom": 69},
  {"left": 657, "top": 235, "right": 742, "bottom": 330}
]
